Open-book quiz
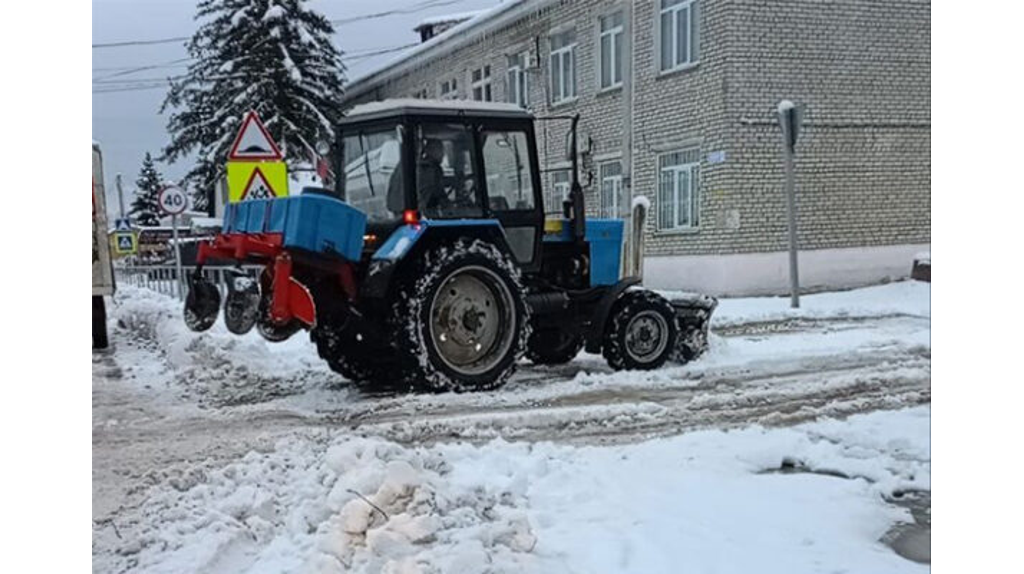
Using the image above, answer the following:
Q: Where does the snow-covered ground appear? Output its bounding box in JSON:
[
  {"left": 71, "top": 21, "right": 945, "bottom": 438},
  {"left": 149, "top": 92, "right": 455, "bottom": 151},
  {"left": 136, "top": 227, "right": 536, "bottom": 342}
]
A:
[{"left": 93, "top": 281, "right": 930, "bottom": 573}]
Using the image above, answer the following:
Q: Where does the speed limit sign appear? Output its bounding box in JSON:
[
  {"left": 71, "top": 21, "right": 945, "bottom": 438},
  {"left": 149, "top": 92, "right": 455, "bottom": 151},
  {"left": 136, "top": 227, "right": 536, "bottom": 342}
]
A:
[{"left": 158, "top": 185, "right": 188, "bottom": 216}]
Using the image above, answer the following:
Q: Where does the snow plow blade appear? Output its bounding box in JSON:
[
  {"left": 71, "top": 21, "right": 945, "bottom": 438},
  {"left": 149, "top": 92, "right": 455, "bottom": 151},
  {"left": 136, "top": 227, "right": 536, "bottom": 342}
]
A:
[{"left": 669, "top": 294, "right": 718, "bottom": 363}]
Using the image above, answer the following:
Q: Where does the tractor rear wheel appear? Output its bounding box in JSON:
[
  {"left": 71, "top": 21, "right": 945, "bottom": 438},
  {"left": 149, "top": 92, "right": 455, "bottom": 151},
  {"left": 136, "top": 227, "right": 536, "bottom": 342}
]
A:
[
  {"left": 312, "top": 324, "right": 409, "bottom": 393},
  {"left": 602, "top": 290, "right": 678, "bottom": 371},
  {"left": 526, "top": 329, "right": 583, "bottom": 366},
  {"left": 389, "top": 239, "right": 529, "bottom": 392}
]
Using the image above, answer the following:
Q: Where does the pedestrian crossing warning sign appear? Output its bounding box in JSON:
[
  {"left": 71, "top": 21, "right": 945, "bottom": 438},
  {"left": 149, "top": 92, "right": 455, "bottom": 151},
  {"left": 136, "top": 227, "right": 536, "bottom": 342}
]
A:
[
  {"left": 227, "top": 161, "right": 288, "bottom": 202},
  {"left": 113, "top": 232, "right": 137, "bottom": 255}
]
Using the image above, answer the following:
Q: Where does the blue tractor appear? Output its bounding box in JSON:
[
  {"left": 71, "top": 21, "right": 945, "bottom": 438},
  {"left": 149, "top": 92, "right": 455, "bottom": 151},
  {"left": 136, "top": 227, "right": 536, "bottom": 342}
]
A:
[{"left": 185, "top": 100, "right": 714, "bottom": 392}]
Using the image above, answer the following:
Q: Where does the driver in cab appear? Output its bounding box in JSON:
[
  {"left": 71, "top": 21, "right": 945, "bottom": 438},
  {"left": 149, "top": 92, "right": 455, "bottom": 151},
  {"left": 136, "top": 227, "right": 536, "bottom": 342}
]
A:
[
  {"left": 417, "top": 137, "right": 476, "bottom": 218},
  {"left": 417, "top": 138, "right": 447, "bottom": 215}
]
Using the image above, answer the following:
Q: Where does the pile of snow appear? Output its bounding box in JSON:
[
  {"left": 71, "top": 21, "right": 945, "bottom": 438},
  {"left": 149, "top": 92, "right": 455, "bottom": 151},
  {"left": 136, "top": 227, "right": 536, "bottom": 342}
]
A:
[
  {"left": 697, "top": 280, "right": 931, "bottom": 328},
  {"left": 110, "top": 285, "right": 327, "bottom": 400},
  {"left": 108, "top": 407, "right": 929, "bottom": 573}
]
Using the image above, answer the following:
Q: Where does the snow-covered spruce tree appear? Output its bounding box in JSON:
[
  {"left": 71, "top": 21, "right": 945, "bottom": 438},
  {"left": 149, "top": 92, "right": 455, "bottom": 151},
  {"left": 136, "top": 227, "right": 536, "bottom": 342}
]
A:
[
  {"left": 129, "top": 152, "right": 164, "bottom": 227},
  {"left": 162, "top": 0, "right": 345, "bottom": 211}
]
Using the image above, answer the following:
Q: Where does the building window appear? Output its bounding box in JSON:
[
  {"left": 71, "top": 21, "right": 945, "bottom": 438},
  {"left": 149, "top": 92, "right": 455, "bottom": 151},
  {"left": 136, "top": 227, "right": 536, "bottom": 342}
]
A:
[
  {"left": 412, "top": 88, "right": 429, "bottom": 99},
  {"left": 440, "top": 78, "right": 458, "bottom": 99},
  {"left": 547, "top": 170, "right": 571, "bottom": 214},
  {"left": 549, "top": 30, "right": 577, "bottom": 104},
  {"left": 471, "top": 65, "right": 492, "bottom": 101},
  {"left": 506, "top": 52, "right": 529, "bottom": 108},
  {"left": 599, "top": 12, "right": 624, "bottom": 90},
  {"left": 658, "top": 0, "right": 700, "bottom": 73},
  {"left": 657, "top": 148, "right": 700, "bottom": 230},
  {"left": 599, "top": 161, "right": 623, "bottom": 218}
]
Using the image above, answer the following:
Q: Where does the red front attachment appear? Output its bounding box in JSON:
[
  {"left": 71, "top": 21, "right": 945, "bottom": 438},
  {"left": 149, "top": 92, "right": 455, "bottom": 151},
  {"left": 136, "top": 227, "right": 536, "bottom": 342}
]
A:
[
  {"left": 269, "top": 254, "right": 316, "bottom": 327},
  {"left": 196, "top": 232, "right": 357, "bottom": 330}
]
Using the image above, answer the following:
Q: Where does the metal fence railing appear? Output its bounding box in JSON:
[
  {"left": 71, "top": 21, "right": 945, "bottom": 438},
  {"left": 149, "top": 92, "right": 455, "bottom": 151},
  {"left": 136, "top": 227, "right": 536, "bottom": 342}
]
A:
[{"left": 115, "top": 265, "right": 262, "bottom": 301}]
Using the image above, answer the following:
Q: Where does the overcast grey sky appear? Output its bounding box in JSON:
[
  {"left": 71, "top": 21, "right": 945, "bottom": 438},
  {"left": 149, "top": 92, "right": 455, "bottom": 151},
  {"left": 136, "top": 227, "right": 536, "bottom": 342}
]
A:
[{"left": 92, "top": 0, "right": 498, "bottom": 210}]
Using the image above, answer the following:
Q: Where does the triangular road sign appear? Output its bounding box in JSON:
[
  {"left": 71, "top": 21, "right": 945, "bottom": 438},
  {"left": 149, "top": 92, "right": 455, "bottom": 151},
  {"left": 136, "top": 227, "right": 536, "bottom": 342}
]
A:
[
  {"left": 228, "top": 111, "right": 283, "bottom": 161},
  {"left": 240, "top": 166, "right": 278, "bottom": 200}
]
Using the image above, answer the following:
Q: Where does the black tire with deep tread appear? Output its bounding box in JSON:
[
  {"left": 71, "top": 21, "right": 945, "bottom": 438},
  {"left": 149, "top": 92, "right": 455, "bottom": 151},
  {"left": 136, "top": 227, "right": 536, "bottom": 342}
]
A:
[
  {"left": 526, "top": 329, "right": 583, "bottom": 365},
  {"left": 311, "top": 326, "right": 409, "bottom": 393},
  {"left": 602, "top": 289, "right": 678, "bottom": 371},
  {"left": 388, "top": 239, "right": 530, "bottom": 392}
]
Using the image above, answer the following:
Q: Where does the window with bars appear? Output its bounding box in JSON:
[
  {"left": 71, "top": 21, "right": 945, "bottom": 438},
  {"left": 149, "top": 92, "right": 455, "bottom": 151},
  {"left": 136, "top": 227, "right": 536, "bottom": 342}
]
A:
[
  {"left": 658, "top": 0, "right": 700, "bottom": 73},
  {"left": 657, "top": 148, "right": 700, "bottom": 230},
  {"left": 471, "top": 65, "right": 492, "bottom": 101},
  {"left": 599, "top": 12, "right": 624, "bottom": 90},
  {"left": 440, "top": 78, "right": 458, "bottom": 99},
  {"left": 546, "top": 170, "right": 571, "bottom": 214},
  {"left": 506, "top": 52, "right": 529, "bottom": 108},
  {"left": 549, "top": 30, "right": 577, "bottom": 104},
  {"left": 599, "top": 161, "right": 623, "bottom": 218}
]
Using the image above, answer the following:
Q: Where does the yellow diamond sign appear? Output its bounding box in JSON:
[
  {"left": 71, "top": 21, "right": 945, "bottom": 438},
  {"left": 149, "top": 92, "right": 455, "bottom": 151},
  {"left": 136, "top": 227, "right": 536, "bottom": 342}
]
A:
[{"left": 227, "top": 161, "right": 289, "bottom": 203}]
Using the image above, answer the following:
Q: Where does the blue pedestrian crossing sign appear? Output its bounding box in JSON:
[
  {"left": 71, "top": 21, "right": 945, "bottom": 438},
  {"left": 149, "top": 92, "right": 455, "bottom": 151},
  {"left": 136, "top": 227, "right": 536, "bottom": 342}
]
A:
[
  {"left": 113, "top": 232, "right": 137, "bottom": 256},
  {"left": 114, "top": 218, "right": 132, "bottom": 232}
]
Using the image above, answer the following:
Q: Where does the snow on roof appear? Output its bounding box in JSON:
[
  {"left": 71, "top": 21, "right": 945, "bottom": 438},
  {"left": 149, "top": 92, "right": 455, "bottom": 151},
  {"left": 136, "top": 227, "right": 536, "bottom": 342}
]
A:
[
  {"left": 413, "top": 10, "right": 487, "bottom": 31},
  {"left": 344, "top": 98, "right": 530, "bottom": 119},
  {"left": 345, "top": 0, "right": 549, "bottom": 98}
]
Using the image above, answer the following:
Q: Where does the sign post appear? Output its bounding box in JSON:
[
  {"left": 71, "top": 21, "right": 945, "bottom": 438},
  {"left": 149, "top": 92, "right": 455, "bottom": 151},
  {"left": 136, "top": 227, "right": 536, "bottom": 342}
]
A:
[
  {"left": 777, "top": 100, "right": 805, "bottom": 309},
  {"left": 158, "top": 184, "right": 189, "bottom": 300}
]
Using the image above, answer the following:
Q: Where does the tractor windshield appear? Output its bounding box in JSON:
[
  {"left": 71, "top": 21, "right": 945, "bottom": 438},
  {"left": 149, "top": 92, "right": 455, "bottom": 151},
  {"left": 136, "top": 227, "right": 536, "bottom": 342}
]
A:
[{"left": 340, "top": 125, "right": 405, "bottom": 222}]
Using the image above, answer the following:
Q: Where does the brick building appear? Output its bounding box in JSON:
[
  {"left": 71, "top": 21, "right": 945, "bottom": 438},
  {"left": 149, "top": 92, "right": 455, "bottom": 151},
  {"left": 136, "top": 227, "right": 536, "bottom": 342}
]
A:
[{"left": 341, "top": 0, "right": 931, "bottom": 295}]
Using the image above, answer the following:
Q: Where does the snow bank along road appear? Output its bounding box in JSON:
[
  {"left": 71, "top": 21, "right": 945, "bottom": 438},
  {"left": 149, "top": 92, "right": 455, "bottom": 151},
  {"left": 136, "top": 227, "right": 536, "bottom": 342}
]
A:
[{"left": 93, "top": 281, "right": 930, "bottom": 573}]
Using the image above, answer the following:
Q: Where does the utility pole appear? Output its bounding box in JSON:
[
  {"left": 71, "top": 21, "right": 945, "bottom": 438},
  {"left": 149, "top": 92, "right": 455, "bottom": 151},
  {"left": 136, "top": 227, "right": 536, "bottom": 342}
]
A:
[
  {"left": 115, "top": 173, "right": 126, "bottom": 220},
  {"left": 777, "top": 100, "right": 805, "bottom": 308}
]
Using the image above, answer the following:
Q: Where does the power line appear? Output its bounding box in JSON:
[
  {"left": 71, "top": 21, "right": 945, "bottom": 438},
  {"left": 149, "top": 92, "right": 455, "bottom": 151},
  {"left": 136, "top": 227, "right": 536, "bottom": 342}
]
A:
[
  {"left": 92, "top": 0, "right": 473, "bottom": 49},
  {"left": 93, "top": 43, "right": 417, "bottom": 85},
  {"left": 330, "top": 0, "right": 469, "bottom": 25}
]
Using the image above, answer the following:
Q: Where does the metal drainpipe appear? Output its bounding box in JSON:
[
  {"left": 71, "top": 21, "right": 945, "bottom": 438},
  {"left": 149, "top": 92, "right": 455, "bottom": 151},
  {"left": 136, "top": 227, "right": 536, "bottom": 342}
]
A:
[{"left": 621, "top": 0, "right": 639, "bottom": 279}]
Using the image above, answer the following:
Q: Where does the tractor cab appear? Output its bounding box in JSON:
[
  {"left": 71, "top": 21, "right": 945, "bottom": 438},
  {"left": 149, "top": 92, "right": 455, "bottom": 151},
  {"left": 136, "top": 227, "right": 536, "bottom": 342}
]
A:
[{"left": 336, "top": 99, "right": 545, "bottom": 269}]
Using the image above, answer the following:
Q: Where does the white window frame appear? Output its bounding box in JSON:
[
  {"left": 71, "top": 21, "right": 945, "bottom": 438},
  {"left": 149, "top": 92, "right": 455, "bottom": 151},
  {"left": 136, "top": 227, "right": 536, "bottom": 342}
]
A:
[
  {"left": 599, "top": 161, "right": 623, "bottom": 218},
  {"left": 471, "top": 65, "right": 492, "bottom": 102},
  {"left": 657, "top": 0, "right": 700, "bottom": 74},
  {"left": 439, "top": 78, "right": 458, "bottom": 99},
  {"left": 549, "top": 30, "right": 577, "bottom": 105},
  {"left": 657, "top": 148, "right": 701, "bottom": 231},
  {"left": 506, "top": 52, "right": 529, "bottom": 108},
  {"left": 598, "top": 11, "right": 624, "bottom": 90}
]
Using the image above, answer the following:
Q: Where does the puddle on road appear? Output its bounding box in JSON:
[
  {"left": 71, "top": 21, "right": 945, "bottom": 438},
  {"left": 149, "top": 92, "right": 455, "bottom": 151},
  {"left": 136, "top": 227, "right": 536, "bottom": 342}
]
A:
[
  {"left": 761, "top": 459, "right": 930, "bottom": 565},
  {"left": 882, "top": 489, "right": 930, "bottom": 564}
]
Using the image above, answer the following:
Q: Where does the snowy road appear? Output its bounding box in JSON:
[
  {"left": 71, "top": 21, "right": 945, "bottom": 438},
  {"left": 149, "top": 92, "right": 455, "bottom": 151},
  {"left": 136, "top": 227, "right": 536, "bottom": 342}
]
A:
[{"left": 93, "top": 282, "right": 930, "bottom": 573}]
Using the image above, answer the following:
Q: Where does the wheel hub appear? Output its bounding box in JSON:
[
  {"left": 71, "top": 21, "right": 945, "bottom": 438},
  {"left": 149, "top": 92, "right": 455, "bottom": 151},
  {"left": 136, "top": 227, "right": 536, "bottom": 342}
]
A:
[
  {"left": 624, "top": 311, "right": 669, "bottom": 363},
  {"left": 429, "top": 267, "right": 515, "bottom": 375}
]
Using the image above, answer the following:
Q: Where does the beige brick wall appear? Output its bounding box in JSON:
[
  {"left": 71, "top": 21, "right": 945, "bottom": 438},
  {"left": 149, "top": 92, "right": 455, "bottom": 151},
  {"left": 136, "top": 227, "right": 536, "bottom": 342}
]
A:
[{"left": 342, "top": 0, "right": 931, "bottom": 258}]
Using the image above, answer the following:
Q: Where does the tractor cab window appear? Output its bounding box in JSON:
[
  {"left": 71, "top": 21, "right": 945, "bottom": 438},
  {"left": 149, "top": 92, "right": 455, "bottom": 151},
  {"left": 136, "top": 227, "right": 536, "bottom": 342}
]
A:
[
  {"left": 480, "top": 130, "right": 536, "bottom": 212},
  {"left": 341, "top": 126, "right": 404, "bottom": 223},
  {"left": 415, "top": 123, "right": 482, "bottom": 219}
]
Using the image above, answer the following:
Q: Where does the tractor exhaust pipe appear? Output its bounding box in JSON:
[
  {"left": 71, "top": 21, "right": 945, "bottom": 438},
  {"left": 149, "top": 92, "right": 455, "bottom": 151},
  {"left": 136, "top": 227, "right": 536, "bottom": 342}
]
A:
[{"left": 564, "top": 114, "right": 586, "bottom": 245}]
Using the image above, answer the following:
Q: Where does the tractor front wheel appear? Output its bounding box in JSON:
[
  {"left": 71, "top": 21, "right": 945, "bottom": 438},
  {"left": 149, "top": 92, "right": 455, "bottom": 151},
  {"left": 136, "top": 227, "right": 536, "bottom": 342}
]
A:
[{"left": 602, "top": 290, "right": 678, "bottom": 371}]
